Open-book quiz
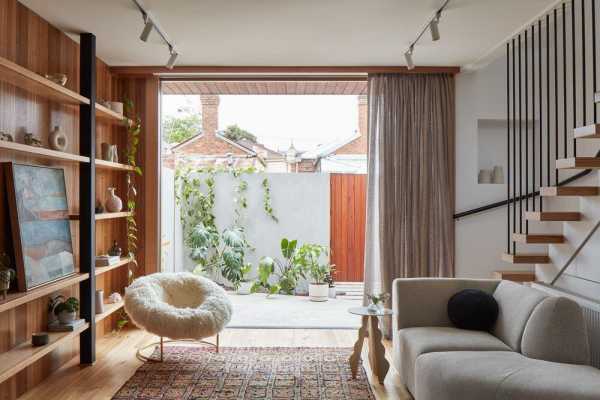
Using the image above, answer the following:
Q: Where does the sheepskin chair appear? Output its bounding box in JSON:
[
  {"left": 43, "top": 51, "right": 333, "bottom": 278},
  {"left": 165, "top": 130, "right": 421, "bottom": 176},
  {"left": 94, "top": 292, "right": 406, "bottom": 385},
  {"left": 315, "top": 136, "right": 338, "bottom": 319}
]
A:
[{"left": 124, "top": 272, "right": 232, "bottom": 361}]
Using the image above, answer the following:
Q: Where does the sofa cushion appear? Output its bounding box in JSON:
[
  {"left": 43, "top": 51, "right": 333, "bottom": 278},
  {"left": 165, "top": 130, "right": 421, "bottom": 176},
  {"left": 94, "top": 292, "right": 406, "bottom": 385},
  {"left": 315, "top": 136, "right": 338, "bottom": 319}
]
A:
[
  {"left": 415, "top": 351, "right": 600, "bottom": 400},
  {"left": 394, "top": 327, "right": 511, "bottom": 394},
  {"left": 447, "top": 289, "right": 499, "bottom": 331},
  {"left": 491, "top": 280, "right": 547, "bottom": 351},
  {"left": 521, "top": 296, "right": 590, "bottom": 365}
]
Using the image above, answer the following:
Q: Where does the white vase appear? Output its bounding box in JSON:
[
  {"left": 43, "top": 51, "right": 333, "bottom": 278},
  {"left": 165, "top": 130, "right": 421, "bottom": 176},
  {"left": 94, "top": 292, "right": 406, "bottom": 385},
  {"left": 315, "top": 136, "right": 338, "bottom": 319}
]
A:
[
  {"left": 58, "top": 310, "right": 76, "bottom": 324},
  {"left": 237, "top": 281, "right": 253, "bottom": 295},
  {"left": 105, "top": 187, "right": 123, "bottom": 212},
  {"left": 309, "top": 283, "right": 329, "bottom": 302},
  {"left": 49, "top": 126, "right": 68, "bottom": 151},
  {"left": 493, "top": 166, "right": 504, "bottom": 184},
  {"left": 95, "top": 290, "right": 105, "bottom": 314},
  {"left": 328, "top": 286, "right": 337, "bottom": 299}
]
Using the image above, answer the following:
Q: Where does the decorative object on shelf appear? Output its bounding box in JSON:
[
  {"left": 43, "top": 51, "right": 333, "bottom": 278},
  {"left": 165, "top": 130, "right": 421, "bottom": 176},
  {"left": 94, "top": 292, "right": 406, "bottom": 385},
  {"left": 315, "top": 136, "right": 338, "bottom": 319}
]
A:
[
  {"left": 48, "top": 125, "right": 68, "bottom": 151},
  {"left": 105, "top": 187, "right": 123, "bottom": 212},
  {"left": 4, "top": 164, "right": 75, "bottom": 291},
  {"left": 48, "top": 295, "right": 64, "bottom": 325},
  {"left": 0, "top": 131, "right": 14, "bottom": 141},
  {"left": 0, "top": 252, "right": 16, "bottom": 299},
  {"left": 101, "top": 142, "right": 118, "bottom": 162},
  {"left": 366, "top": 292, "right": 390, "bottom": 312},
  {"left": 108, "top": 292, "right": 122, "bottom": 304},
  {"left": 48, "top": 318, "right": 85, "bottom": 332},
  {"left": 108, "top": 240, "right": 122, "bottom": 257},
  {"left": 95, "top": 199, "right": 104, "bottom": 214},
  {"left": 24, "top": 133, "right": 43, "bottom": 147},
  {"left": 492, "top": 165, "right": 504, "bottom": 184},
  {"left": 96, "top": 255, "right": 121, "bottom": 267},
  {"left": 95, "top": 290, "right": 105, "bottom": 314},
  {"left": 53, "top": 296, "right": 79, "bottom": 324},
  {"left": 108, "top": 101, "right": 124, "bottom": 115},
  {"left": 478, "top": 169, "right": 493, "bottom": 184},
  {"left": 98, "top": 99, "right": 110, "bottom": 108},
  {"left": 31, "top": 332, "right": 49, "bottom": 347},
  {"left": 44, "top": 73, "right": 67, "bottom": 86}
]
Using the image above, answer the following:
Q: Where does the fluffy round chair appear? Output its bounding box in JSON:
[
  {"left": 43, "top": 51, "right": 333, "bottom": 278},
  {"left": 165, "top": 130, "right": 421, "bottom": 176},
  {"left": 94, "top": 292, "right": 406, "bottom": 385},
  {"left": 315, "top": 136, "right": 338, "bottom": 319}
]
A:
[{"left": 124, "top": 272, "right": 232, "bottom": 361}]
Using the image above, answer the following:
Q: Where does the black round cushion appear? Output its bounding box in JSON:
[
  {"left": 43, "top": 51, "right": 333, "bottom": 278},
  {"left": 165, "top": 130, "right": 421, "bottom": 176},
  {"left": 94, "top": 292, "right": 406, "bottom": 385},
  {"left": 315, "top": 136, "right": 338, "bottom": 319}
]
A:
[{"left": 447, "top": 289, "right": 499, "bottom": 331}]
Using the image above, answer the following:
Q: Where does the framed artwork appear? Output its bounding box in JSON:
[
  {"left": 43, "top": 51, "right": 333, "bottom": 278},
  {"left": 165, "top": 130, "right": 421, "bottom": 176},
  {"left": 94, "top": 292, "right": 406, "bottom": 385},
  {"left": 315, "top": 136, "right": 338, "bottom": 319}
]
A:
[{"left": 4, "top": 163, "right": 75, "bottom": 291}]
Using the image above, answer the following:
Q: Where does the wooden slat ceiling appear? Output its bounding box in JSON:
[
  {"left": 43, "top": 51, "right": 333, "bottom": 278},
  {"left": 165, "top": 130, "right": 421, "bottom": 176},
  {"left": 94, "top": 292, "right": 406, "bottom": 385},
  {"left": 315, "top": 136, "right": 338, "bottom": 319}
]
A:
[{"left": 162, "top": 81, "right": 367, "bottom": 95}]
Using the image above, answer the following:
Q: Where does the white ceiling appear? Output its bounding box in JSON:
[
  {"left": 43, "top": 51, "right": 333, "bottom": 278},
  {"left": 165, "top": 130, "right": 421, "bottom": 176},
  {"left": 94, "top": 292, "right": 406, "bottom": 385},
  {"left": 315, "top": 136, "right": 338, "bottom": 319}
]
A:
[{"left": 19, "top": 0, "right": 557, "bottom": 68}]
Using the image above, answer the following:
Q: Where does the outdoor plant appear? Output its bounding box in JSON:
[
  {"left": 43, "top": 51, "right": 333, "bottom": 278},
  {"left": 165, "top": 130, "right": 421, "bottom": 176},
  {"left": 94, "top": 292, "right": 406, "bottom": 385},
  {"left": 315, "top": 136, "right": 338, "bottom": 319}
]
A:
[
  {"left": 251, "top": 256, "right": 281, "bottom": 297},
  {"left": 240, "top": 263, "right": 253, "bottom": 282},
  {"left": 262, "top": 178, "right": 278, "bottom": 222},
  {"left": 294, "top": 243, "right": 331, "bottom": 284},
  {"left": 260, "top": 238, "right": 305, "bottom": 295}
]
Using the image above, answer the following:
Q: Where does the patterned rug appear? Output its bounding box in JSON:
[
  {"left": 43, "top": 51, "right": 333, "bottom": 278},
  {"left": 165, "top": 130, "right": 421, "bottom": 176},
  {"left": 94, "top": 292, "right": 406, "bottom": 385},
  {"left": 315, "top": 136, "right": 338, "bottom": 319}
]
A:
[{"left": 113, "top": 346, "right": 375, "bottom": 400}]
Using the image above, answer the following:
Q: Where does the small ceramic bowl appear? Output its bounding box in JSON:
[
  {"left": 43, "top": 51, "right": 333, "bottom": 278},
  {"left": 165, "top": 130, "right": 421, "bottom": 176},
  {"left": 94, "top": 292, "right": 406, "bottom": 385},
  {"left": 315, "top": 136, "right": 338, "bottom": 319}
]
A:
[
  {"left": 45, "top": 73, "right": 68, "bottom": 86},
  {"left": 32, "top": 332, "right": 49, "bottom": 347},
  {"left": 108, "top": 101, "right": 124, "bottom": 115}
]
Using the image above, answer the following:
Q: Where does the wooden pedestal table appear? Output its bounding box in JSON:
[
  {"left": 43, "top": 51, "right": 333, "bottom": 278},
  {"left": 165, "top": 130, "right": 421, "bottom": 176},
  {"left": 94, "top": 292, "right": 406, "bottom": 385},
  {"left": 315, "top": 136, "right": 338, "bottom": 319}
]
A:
[{"left": 348, "top": 306, "right": 393, "bottom": 384}]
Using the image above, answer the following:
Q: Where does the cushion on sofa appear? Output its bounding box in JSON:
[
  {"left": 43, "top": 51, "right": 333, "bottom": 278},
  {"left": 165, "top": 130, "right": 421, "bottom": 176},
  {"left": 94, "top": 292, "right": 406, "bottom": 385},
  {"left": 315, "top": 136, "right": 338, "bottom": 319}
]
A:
[
  {"left": 491, "top": 280, "right": 547, "bottom": 351},
  {"left": 394, "top": 327, "right": 511, "bottom": 394},
  {"left": 415, "top": 351, "right": 600, "bottom": 400},
  {"left": 521, "top": 296, "right": 590, "bottom": 365},
  {"left": 447, "top": 289, "right": 499, "bottom": 331}
]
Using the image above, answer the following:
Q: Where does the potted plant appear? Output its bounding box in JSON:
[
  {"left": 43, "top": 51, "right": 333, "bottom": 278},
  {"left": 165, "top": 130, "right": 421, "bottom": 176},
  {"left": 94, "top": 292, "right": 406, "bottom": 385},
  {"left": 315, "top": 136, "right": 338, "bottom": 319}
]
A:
[
  {"left": 237, "top": 263, "right": 254, "bottom": 295},
  {"left": 295, "top": 243, "right": 331, "bottom": 302},
  {"left": 251, "top": 257, "right": 280, "bottom": 298},
  {"left": 325, "top": 266, "right": 336, "bottom": 299},
  {"left": 366, "top": 292, "right": 390, "bottom": 312},
  {"left": 54, "top": 297, "right": 79, "bottom": 324}
]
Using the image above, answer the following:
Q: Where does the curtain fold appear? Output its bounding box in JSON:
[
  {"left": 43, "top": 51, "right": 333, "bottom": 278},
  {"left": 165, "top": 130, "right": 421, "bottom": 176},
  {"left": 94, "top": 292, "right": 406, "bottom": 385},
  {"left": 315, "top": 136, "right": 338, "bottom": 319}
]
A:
[{"left": 364, "top": 73, "right": 455, "bottom": 335}]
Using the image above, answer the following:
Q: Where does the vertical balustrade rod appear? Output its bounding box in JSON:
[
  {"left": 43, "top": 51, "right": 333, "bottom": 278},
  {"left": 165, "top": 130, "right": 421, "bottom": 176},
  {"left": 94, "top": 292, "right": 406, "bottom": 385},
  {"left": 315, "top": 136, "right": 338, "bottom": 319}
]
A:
[
  {"left": 555, "top": 9, "right": 560, "bottom": 184},
  {"left": 572, "top": 0, "right": 577, "bottom": 157},
  {"left": 563, "top": 4, "right": 567, "bottom": 160},
  {"left": 532, "top": 25, "right": 536, "bottom": 213},
  {"left": 507, "top": 42, "right": 511, "bottom": 253},
  {"left": 513, "top": 38, "right": 517, "bottom": 253},
  {"left": 519, "top": 34, "right": 523, "bottom": 233},
  {"left": 525, "top": 29, "right": 529, "bottom": 234},
  {"left": 594, "top": 0, "right": 598, "bottom": 123},
  {"left": 547, "top": 14, "right": 552, "bottom": 187},
  {"left": 582, "top": 0, "right": 587, "bottom": 129},
  {"left": 539, "top": 20, "right": 544, "bottom": 211}
]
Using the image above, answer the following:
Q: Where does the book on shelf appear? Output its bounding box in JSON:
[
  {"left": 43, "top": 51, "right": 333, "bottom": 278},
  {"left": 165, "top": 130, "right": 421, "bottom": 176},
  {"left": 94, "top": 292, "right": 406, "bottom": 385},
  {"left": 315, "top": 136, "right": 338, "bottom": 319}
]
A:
[
  {"left": 96, "top": 255, "right": 121, "bottom": 267},
  {"left": 48, "top": 318, "right": 86, "bottom": 332}
]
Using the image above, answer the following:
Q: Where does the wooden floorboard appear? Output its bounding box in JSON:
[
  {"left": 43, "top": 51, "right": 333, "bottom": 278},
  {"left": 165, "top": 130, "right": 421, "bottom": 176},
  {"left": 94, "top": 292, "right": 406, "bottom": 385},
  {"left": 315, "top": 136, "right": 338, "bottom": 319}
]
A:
[{"left": 18, "top": 328, "right": 409, "bottom": 400}]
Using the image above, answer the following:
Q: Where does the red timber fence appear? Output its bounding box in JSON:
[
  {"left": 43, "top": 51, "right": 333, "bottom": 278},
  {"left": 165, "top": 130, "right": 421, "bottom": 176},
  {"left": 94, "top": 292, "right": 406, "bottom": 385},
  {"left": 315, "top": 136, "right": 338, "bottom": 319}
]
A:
[{"left": 329, "top": 174, "right": 366, "bottom": 282}]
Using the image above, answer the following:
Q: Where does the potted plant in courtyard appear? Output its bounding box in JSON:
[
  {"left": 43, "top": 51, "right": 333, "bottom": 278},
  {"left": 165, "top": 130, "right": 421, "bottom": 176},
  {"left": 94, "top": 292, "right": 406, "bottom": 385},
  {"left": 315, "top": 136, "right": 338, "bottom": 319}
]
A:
[
  {"left": 237, "top": 263, "right": 254, "bottom": 295},
  {"left": 325, "top": 266, "right": 336, "bottom": 299},
  {"left": 251, "top": 257, "right": 281, "bottom": 298},
  {"left": 295, "top": 243, "right": 332, "bottom": 302}
]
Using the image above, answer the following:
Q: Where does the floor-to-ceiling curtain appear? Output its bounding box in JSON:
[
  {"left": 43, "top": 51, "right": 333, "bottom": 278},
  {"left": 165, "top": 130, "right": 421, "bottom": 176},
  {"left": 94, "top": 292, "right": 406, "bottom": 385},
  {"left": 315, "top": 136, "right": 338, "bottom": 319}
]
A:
[{"left": 364, "top": 73, "right": 455, "bottom": 334}]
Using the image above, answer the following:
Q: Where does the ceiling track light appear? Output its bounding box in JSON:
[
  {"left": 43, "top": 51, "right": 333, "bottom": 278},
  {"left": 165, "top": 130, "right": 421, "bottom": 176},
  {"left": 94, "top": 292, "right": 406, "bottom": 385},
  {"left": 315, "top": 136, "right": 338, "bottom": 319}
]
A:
[
  {"left": 132, "top": 0, "right": 180, "bottom": 69},
  {"left": 166, "top": 47, "right": 178, "bottom": 69},
  {"left": 404, "top": 0, "right": 450, "bottom": 70},
  {"left": 140, "top": 15, "right": 154, "bottom": 42}
]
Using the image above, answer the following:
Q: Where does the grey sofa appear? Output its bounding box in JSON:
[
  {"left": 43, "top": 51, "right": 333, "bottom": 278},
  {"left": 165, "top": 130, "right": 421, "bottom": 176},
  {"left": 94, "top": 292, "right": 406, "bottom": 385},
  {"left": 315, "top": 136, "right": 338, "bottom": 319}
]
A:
[{"left": 392, "top": 278, "right": 600, "bottom": 400}]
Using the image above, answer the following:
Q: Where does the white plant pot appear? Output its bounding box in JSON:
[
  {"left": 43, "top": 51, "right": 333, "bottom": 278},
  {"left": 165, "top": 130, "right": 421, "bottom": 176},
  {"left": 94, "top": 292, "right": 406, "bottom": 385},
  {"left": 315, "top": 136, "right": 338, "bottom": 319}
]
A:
[
  {"left": 309, "top": 283, "right": 329, "bottom": 302},
  {"left": 237, "top": 281, "right": 253, "bottom": 295},
  {"left": 58, "top": 311, "right": 76, "bottom": 324},
  {"left": 328, "top": 286, "right": 337, "bottom": 299}
]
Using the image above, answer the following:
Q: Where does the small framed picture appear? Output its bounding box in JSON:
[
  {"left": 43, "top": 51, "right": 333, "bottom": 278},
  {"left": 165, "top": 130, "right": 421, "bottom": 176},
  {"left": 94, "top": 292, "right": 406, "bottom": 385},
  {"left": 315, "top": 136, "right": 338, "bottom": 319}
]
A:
[{"left": 4, "top": 163, "right": 76, "bottom": 291}]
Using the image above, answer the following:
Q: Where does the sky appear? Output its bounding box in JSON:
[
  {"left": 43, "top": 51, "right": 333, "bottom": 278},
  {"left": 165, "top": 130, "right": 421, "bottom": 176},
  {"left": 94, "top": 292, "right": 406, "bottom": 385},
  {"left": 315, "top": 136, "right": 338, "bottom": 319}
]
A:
[{"left": 161, "top": 94, "right": 359, "bottom": 152}]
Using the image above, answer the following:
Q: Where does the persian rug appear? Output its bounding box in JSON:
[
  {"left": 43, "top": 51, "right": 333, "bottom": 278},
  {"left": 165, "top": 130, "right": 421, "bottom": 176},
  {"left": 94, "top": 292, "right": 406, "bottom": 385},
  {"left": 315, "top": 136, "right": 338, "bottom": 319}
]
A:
[{"left": 113, "top": 346, "right": 375, "bottom": 400}]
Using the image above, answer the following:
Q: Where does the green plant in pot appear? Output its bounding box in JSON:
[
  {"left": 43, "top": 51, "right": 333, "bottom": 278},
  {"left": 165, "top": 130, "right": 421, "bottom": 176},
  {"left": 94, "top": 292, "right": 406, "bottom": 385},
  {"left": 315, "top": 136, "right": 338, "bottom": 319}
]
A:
[
  {"left": 295, "top": 243, "right": 332, "bottom": 302},
  {"left": 54, "top": 297, "right": 79, "bottom": 324},
  {"left": 237, "top": 263, "right": 254, "bottom": 295},
  {"left": 251, "top": 257, "right": 281, "bottom": 298},
  {"left": 264, "top": 238, "right": 306, "bottom": 295}
]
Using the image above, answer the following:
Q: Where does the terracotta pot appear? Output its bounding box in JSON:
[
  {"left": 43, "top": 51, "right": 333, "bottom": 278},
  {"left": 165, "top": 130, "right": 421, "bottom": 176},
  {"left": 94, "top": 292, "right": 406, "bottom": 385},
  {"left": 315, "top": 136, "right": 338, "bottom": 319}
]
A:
[
  {"left": 105, "top": 187, "right": 123, "bottom": 212},
  {"left": 309, "top": 283, "right": 329, "bottom": 302}
]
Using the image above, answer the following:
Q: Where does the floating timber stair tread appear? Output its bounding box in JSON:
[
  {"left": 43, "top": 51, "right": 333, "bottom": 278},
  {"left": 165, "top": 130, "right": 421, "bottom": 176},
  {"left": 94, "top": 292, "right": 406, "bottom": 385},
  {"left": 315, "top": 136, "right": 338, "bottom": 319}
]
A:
[
  {"left": 541, "top": 186, "right": 600, "bottom": 197},
  {"left": 512, "top": 233, "right": 565, "bottom": 244},
  {"left": 502, "top": 253, "right": 551, "bottom": 264},
  {"left": 492, "top": 270, "right": 536, "bottom": 283},
  {"left": 574, "top": 124, "right": 600, "bottom": 138},
  {"left": 525, "top": 211, "right": 582, "bottom": 221},
  {"left": 556, "top": 157, "right": 600, "bottom": 169}
]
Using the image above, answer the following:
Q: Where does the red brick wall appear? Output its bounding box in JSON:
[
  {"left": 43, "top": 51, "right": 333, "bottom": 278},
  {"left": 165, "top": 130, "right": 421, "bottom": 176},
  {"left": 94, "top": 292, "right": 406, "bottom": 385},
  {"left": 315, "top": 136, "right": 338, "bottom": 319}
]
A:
[{"left": 334, "top": 94, "right": 368, "bottom": 155}]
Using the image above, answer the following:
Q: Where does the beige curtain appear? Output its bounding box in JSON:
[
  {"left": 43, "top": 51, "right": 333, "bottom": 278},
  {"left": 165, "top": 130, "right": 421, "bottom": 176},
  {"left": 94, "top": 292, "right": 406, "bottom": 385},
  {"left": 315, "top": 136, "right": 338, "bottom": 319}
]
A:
[{"left": 364, "top": 73, "right": 455, "bottom": 333}]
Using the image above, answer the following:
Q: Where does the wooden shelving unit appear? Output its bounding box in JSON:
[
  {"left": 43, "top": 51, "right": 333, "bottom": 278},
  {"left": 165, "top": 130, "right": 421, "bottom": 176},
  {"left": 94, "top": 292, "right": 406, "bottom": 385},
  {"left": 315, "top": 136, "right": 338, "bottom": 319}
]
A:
[
  {"left": 0, "top": 322, "right": 89, "bottom": 384},
  {"left": 95, "top": 300, "right": 124, "bottom": 324},
  {"left": 96, "top": 159, "right": 135, "bottom": 171},
  {"left": 0, "top": 141, "right": 90, "bottom": 163},
  {"left": 0, "top": 274, "right": 90, "bottom": 314},
  {"left": 0, "top": 56, "right": 90, "bottom": 105},
  {"left": 95, "top": 103, "right": 132, "bottom": 126},
  {"left": 69, "top": 211, "right": 133, "bottom": 221},
  {"left": 95, "top": 258, "right": 131, "bottom": 276}
]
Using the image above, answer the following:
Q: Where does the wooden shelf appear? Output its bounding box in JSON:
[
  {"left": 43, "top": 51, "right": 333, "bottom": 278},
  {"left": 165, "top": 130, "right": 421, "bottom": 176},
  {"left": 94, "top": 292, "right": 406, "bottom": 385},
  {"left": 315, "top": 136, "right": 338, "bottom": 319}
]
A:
[
  {"left": 0, "top": 322, "right": 89, "bottom": 384},
  {"left": 95, "top": 258, "right": 131, "bottom": 276},
  {"left": 0, "top": 274, "right": 90, "bottom": 314},
  {"left": 95, "top": 300, "right": 124, "bottom": 324},
  {"left": 95, "top": 103, "right": 131, "bottom": 125},
  {"left": 0, "top": 56, "right": 90, "bottom": 105},
  {"left": 69, "top": 212, "right": 133, "bottom": 221},
  {"left": 95, "top": 159, "right": 135, "bottom": 171},
  {"left": 0, "top": 141, "right": 90, "bottom": 163}
]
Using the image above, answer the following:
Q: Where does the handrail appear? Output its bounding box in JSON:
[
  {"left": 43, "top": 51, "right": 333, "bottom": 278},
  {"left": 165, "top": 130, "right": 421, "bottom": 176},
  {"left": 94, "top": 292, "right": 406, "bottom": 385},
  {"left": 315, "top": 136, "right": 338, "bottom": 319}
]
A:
[
  {"left": 454, "top": 149, "right": 600, "bottom": 220},
  {"left": 551, "top": 218, "right": 600, "bottom": 285}
]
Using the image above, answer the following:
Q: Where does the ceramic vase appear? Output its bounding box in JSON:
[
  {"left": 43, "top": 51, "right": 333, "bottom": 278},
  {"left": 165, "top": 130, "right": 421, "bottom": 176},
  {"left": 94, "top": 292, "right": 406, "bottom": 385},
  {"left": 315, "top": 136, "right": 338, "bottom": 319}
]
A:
[
  {"left": 49, "top": 126, "right": 68, "bottom": 151},
  {"left": 105, "top": 187, "right": 123, "bottom": 212},
  {"left": 108, "top": 241, "right": 122, "bottom": 257},
  {"left": 328, "top": 286, "right": 337, "bottom": 299},
  {"left": 95, "top": 290, "right": 105, "bottom": 314},
  {"left": 0, "top": 269, "right": 11, "bottom": 300}
]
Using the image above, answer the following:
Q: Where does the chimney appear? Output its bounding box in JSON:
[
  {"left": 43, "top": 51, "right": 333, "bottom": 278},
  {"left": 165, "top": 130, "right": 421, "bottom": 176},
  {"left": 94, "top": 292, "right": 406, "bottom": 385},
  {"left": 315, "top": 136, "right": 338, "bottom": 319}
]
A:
[
  {"left": 358, "top": 94, "right": 368, "bottom": 138},
  {"left": 200, "top": 95, "right": 220, "bottom": 138}
]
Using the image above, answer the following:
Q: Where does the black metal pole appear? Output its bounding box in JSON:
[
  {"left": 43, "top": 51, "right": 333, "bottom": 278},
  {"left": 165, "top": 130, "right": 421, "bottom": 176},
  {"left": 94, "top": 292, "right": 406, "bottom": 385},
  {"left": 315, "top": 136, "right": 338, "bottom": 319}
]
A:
[
  {"left": 563, "top": 4, "right": 567, "bottom": 160},
  {"left": 547, "top": 14, "right": 552, "bottom": 187},
  {"left": 79, "top": 32, "right": 96, "bottom": 365},
  {"left": 539, "top": 19, "right": 543, "bottom": 210},
  {"left": 573, "top": 0, "right": 577, "bottom": 156},
  {"left": 531, "top": 25, "right": 536, "bottom": 213},
  {"left": 582, "top": 0, "right": 587, "bottom": 128},
  {"left": 594, "top": 0, "right": 598, "bottom": 123},
  {"left": 512, "top": 38, "right": 517, "bottom": 253},
  {"left": 519, "top": 34, "right": 523, "bottom": 233},
  {"left": 525, "top": 30, "right": 529, "bottom": 233},
  {"left": 507, "top": 42, "right": 511, "bottom": 253}
]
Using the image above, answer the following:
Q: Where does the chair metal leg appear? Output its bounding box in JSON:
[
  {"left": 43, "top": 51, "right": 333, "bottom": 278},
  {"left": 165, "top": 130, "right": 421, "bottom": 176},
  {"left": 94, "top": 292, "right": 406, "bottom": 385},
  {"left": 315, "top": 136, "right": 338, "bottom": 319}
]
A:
[
  {"left": 216, "top": 334, "right": 219, "bottom": 353},
  {"left": 160, "top": 336, "right": 164, "bottom": 362}
]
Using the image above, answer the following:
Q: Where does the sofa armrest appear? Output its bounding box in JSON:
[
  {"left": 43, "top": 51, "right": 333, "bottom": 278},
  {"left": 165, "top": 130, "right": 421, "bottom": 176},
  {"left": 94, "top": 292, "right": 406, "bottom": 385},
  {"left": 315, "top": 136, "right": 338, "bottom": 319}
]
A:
[{"left": 392, "top": 278, "right": 500, "bottom": 331}]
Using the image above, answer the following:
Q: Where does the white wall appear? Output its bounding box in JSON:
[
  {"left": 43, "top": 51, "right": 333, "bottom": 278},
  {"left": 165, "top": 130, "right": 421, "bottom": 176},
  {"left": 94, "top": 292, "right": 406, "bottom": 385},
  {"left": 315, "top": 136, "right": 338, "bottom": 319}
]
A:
[{"left": 164, "top": 172, "right": 330, "bottom": 292}]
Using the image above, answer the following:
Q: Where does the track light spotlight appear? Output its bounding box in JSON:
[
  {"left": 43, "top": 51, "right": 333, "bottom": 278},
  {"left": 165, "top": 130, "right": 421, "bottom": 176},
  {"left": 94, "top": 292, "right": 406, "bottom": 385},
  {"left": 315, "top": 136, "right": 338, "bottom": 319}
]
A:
[
  {"left": 430, "top": 13, "right": 441, "bottom": 41},
  {"left": 140, "top": 17, "right": 154, "bottom": 42},
  {"left": 166, "top": 49, "right": 178, "bottom": 69},
  {"left": 404, "top": 46, "right": 415, "bottom": 70}
]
